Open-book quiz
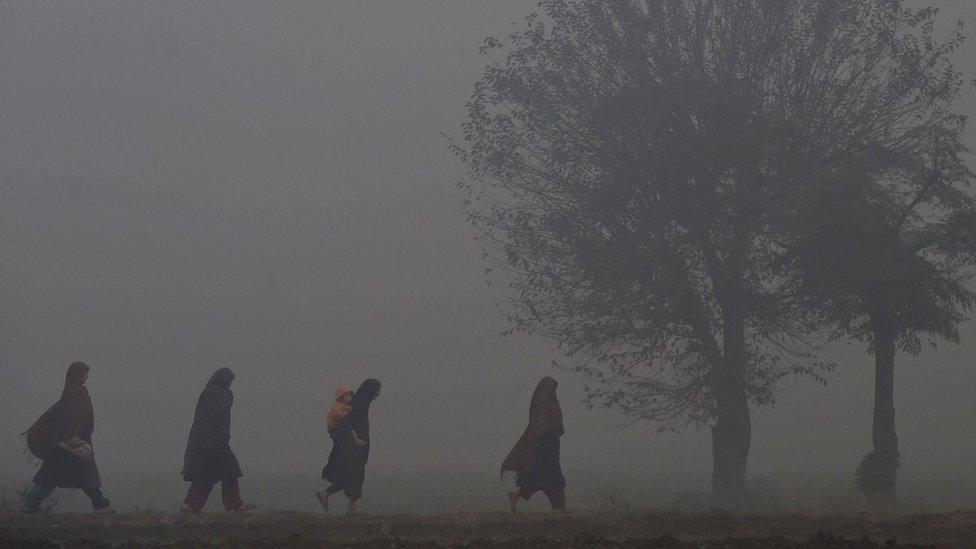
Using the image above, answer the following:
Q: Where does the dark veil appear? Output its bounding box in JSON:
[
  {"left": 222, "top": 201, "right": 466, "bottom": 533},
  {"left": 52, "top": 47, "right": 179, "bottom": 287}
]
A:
[
  {"left": 182, "top": 367, "right": 242, "bottom": 482},
  {"left": 500, "top": 376, "right": 563, "bottom": 478}
]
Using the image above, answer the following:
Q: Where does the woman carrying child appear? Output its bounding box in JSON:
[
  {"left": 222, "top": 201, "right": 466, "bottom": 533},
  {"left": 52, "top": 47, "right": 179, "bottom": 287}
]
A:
[{"left": 317, "top": 378, "right": 381, "bottom": 514}]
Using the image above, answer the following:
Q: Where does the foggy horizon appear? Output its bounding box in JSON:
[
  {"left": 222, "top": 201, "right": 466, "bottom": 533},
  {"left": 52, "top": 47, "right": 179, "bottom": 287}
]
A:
[{"left": 2, "top": 0, "right": 975, "bottom": 514}]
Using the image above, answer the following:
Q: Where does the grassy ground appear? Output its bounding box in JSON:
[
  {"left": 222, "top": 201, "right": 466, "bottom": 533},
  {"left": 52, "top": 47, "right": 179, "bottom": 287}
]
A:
[
  {"left": 1, "top": 469, "right": 948, "bottom": 516},
  {"left": 2, "top": 510, "right": 976, "bottom": 547}
]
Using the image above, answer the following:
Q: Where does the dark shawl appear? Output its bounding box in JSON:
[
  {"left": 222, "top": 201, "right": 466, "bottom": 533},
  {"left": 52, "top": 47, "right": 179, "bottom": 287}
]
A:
[
  {"left": 24, "top": 362, "right": 94, "bottom": 461},
  {"left": 27, "top": 362, "right": 102, "bottom": 489},
  {"left": 322, "top": 378, "right": 381, "bottom": 498},
  {"left": 501, "top": 376, "right": 564, "bottom": 480},
  {"left": 182, "top": 367, "right": 242, "bottom": 483}
]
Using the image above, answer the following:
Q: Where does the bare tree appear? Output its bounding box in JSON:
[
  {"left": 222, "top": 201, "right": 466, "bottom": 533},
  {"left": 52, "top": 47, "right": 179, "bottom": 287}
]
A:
[{"left": 455, "top": 0, "right": 970, "bottom": 502}]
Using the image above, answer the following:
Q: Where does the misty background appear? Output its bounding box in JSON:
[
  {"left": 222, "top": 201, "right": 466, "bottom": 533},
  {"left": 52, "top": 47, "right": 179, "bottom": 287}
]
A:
[{"left": 1, "top": 1, "right": 974, "bottom": 513}]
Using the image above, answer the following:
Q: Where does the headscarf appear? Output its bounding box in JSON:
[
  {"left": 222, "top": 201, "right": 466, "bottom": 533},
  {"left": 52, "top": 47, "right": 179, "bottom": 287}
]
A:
[
  {"left": 183, "top": 367, "right": 236, "bottom": 474},
  {"left": 349, "top": 378, "right": 381, "bottom": 417},
  {"left": 205, "top": 367, "right": 235, "bottom": 391},
  {"left": 500, "top": 376, "right": 563, "bottom": 478},
  {"left": 23, "top": 361, "right": 94, "bottom": 461}
]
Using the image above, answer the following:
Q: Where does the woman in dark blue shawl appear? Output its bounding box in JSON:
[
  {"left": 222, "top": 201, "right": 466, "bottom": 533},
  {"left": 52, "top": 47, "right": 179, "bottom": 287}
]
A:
[{"left": 180, "top": 367, "right": 256, "bottom": 512}]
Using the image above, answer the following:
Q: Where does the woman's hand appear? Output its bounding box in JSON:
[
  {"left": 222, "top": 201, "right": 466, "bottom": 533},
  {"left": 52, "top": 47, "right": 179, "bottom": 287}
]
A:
[{"left": 351, "top": 430, "right": 368, "bottom": 447}]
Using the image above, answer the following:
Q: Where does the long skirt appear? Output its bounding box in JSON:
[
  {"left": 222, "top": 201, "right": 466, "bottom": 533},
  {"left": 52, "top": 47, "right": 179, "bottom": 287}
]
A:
[
  {"left": 183, "top": 446, "right": 242, "bottom": 484},
  {"left": 516, "top": 430, "right": 565, "bottom": 508},
  {"left": 33, "top": 445, "right": 101, "bottom": 490},
  {"left": 323, "top": 442, "right": 368, "bottom": 499}
]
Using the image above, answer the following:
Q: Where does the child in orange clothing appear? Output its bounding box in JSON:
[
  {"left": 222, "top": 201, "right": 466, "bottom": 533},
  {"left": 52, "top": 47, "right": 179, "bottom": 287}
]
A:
[{"left": 327, "top": 386, "right": 354, "bottom": 435}]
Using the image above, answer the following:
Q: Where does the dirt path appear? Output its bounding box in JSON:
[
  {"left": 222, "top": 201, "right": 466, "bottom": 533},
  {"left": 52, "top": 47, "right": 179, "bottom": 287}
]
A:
[{"left": 2, "top": 511, "right": 975, "bottom": 547}]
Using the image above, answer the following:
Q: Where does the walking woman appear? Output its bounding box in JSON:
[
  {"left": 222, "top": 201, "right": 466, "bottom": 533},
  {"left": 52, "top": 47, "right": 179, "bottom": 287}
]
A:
[
  {"left": 501, "top": 376, "right": 567, "bottom": 513},
  {"left": 317, "top": 378, "right": 381, "bottom": 514},
  {"left": 180, "top": 367, "right": 256, "bottom": 513},
  {"left": 21, "top": 361, "right": 114, "bottom": 514}
]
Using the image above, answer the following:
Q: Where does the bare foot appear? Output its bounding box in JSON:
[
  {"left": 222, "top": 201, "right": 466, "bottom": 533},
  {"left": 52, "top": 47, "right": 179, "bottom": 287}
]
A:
[
  {"left": 230, "top": 502, "right": 257, "bottom": 513},
  {"left": 314, "top": 490, "right": 329, "bottom": 512},
  {"left": 507, "top": 491, "right": 520, "bottom": 514}
]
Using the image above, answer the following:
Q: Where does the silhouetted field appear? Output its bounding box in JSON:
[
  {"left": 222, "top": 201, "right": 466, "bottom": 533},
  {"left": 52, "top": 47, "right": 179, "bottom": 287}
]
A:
[
  {"left": 6, "top": 469, "right": 973, "bottom": 516},
  {"left": 3, "top": 511, "right": 976, "bottom": 547}
]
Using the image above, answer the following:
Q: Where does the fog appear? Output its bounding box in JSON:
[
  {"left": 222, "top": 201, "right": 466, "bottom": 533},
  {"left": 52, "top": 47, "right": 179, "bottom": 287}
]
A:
[{"left": 1, "top": 1, "right": 974, "bottom": 513}]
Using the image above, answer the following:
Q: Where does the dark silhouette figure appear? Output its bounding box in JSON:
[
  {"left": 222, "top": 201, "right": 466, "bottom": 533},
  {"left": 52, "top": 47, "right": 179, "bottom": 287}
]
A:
[
  {"left": 501, "top": 376, "right": 567, "bottom": 513},
  {"left": 318, "top": 378, "right": 381, "bottom": 514},
  {"left": 21, "top": 361, "right": 113, "bottom": 513},
  {"left": 181, "top": 367, "right": 255, "bottom": 513}
]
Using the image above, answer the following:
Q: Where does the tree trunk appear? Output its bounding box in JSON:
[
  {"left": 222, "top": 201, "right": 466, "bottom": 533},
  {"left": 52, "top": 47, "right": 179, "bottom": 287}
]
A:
[
  {"left": 857, "top": 319, "right": 899, "bottom": 510},
  {"left": 711, "top": 305, "right": 751, "bottom": 506},
  {"left": 711, "top": 386, "right": 751, "bottom": 505}
]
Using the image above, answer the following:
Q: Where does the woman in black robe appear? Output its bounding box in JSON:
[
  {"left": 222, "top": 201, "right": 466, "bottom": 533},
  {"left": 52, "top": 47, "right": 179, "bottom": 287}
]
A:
[
  {"left": 501, "top": 376, "right": 567, "bottom": 513},
  {"left": 317, "top": 378, "right": 381, "bottom": 514},
  {"left": 180, "top": 367, "right": 256, "bottom": 513},
  {"left": 21, "top": 361, "right": 114, "bottom": 514}
]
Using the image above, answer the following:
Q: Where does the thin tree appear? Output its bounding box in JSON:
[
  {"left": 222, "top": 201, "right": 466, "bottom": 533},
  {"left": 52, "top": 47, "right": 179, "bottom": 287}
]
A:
[
  {"left": 789, "top": 132, "right": 975, "bottom": 508},
  {"left": 455, "top": 0, "right": 969, "bottom": 501}
]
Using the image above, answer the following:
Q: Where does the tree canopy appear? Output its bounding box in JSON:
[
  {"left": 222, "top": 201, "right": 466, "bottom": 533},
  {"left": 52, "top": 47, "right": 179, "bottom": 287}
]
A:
[{"left": 456, "top": 0, "right": 973, "bottom": 499}]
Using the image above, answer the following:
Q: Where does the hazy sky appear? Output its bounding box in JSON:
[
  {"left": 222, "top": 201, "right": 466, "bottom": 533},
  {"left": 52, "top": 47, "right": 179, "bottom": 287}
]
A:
[{"left": 1, "top": 0, "right": 974, "bottom": 506}]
